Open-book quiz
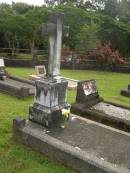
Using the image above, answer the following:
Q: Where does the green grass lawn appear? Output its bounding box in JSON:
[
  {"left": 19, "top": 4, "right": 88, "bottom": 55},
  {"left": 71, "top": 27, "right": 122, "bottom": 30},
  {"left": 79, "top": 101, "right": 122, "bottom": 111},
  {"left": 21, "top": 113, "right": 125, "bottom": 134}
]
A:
[{"left": 0, "top": 67, "right": 130, "bottom": 173}]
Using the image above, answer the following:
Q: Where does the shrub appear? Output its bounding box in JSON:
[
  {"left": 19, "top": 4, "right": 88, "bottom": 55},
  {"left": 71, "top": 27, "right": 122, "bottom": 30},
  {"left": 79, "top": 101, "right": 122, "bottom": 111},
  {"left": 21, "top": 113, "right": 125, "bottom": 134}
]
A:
[{"left": 88, "top": 43, "right": 124, "bottom": 67}]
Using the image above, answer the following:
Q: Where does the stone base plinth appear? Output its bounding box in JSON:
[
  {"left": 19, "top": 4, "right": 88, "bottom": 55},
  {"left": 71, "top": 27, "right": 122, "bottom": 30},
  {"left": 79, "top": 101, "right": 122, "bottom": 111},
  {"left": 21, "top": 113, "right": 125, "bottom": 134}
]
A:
[
  {"left": 0, "top": 75, "right": 35, "bottom": 99},
  {"left": 29, "top": 77, "right": 68, "bottom": 127},
  {"left": 13, "top": 115, "right": 130, "bottom": 173}
]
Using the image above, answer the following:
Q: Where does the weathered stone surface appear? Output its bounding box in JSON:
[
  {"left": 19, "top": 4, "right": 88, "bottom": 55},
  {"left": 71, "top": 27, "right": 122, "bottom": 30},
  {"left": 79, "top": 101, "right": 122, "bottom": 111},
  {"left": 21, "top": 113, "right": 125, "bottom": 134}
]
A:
[
  {"left": 29, "top": 77, "right": 68, "bottom": 127},
  {"left": 71, "top": 79, "right": 130, "bottom": 132},
  {"left": 13, "top": 117, "right": 25, "bottom": 129},
  {"left": 71, "top": 101, "right": 130, "bottom": 132},
  {"left": 0, "top": 58, "right": 35, "bottom": 98},
  {"left": 76, "top": 80, "right": 102, "bottom": 105},
  {"left": 0, "top": 75, "right": 35, "bottom": 99},
  {"left": 42, "top": 12, "right": 69, "bottom": 77},
  {"left": 29, "top": 12, "right": 69, "bottom": 128},
  {"left": 13, "top": 115, "right": 130, "bottom": 173}
]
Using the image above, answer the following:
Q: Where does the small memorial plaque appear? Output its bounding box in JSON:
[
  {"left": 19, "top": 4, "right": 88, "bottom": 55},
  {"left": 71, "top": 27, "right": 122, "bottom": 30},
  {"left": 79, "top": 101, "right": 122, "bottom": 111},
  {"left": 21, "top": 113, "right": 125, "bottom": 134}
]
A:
[
  {"left": 35, "top": 65, "right": 46, "bottom": 77},
  {"left": 29, "top": 12, "right": 69, "bottom": 127}
]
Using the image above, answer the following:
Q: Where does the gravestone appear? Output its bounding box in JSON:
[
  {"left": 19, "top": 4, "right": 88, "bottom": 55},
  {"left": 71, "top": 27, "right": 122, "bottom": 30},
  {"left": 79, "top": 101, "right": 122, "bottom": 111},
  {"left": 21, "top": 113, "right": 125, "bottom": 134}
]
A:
[
  {"left": 35, "top": 65, "right": 46, "bottom": 77},
  {"left": 29, "top": 65, "right": 46, "bottom": 80},
  {"left": 29, "top": 12, "right": 70, "bottom": 128},
  {"left": 121, "top": 85, "right": 130, "bottom": 97},
  {"left": 75, "top": 80, "right": 103, "bottom": 107},
  {"left": 0, "top": 58, "right": 6, "bottom": 80}
]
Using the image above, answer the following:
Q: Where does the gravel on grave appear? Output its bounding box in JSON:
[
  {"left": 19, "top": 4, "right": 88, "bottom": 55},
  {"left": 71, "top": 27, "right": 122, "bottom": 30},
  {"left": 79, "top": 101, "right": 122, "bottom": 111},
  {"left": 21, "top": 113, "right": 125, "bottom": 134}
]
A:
[
  {"left": 92, "top": 102, "right": 130, "bottom": 121},
  {"left": 39, "top": 114, "right": 130, "bottom": 170}
]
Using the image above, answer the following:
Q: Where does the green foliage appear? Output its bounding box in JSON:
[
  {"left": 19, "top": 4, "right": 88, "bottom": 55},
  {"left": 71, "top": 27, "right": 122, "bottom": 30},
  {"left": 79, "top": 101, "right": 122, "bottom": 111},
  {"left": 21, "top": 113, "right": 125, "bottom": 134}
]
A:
[
  {"left": 12, "top": 2, "right": 34, "bottom": 14},
  {"left": 0, "top": 1, "right": 130, "bottom": 56},
  {"left": 55, "top": 4, "right": 101, "bottom": 49},
  {"left": 98, "top": 15, "right": 130, "bottom": 54},
  {"left": 75, "top": 24, "right": 99, "bottom": 50},
  {"left": 103, "top": 0, "right": 119, "bottom": 17}
]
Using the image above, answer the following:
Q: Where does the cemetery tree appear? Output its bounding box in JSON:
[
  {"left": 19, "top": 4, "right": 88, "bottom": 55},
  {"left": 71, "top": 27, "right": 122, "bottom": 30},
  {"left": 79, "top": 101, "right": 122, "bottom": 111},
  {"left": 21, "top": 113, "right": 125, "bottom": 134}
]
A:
[
  {"left": 98, "top": 15, "right": 130, "bottom": 54},
  {"left": 103, "top": 0, "right": 119, "bottom": 18},
  {"left": 56, "top": 4, "right": 101, "bottom": 49},
  {"left": 2, "top": 15, "right": 24, "bottom": 55},
  {"left": 25, "top": 7, "right": 50, "bottom": 62},
  {"left": 118, "top": 0, "right": 130, "bottom": 22},
  {"left": 12, "top": 2, "right": 34, "bottom": 14}
]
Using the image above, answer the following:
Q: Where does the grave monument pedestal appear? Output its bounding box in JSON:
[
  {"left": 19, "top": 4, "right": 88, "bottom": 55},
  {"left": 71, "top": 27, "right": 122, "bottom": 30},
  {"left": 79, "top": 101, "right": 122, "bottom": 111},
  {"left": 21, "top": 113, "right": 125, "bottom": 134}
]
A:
[
  {"left": 29, "top": 12, "right": 69, "bottom": 128},
  {"left": 29, "top": 77, "right": 68, "bottom": 127}
]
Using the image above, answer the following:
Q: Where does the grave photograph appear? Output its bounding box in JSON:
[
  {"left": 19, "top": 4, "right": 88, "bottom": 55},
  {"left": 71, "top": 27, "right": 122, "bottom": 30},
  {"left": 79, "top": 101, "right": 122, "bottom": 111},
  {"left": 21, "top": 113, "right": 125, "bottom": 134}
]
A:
[{"left": 0, "top": 1, "right": 130, "bottom": 173}]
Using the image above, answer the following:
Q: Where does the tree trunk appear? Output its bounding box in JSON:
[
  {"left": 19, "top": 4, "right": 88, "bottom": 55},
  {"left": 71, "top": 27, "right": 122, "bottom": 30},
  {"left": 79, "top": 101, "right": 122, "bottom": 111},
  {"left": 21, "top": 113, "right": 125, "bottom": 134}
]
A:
[
  {"left": 12, "top": 40, "right": 15, "bottom": 58},
  {"left": 31, "top": 40, "right": 38, "bottom": 66}
]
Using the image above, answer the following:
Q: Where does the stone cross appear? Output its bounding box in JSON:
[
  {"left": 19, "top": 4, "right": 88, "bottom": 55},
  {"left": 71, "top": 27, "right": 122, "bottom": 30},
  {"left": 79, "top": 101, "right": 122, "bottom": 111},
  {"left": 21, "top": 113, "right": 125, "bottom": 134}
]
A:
[{"left": 42, "top": 12, "right": 69, "bottom": 77}]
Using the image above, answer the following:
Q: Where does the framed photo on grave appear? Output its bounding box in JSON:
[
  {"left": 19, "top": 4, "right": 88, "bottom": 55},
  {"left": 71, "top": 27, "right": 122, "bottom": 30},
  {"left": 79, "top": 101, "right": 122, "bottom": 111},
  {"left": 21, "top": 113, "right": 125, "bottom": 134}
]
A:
[
  {"left": 82, "top": 80, "right": 97, "bottom": 96},
  {"left": 35, "top": 65, "right": 46, "bottom": 77}
]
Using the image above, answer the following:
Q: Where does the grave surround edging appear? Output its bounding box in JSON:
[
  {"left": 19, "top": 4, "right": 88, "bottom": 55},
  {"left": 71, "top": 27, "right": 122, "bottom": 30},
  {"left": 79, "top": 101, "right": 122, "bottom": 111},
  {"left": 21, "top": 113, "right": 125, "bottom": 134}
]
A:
[
  {"left": 13, "top": 116, "right": 130, "bottom": 173},
  {"left": 71, "top": 101, "right": 130, "bottom": 132}
]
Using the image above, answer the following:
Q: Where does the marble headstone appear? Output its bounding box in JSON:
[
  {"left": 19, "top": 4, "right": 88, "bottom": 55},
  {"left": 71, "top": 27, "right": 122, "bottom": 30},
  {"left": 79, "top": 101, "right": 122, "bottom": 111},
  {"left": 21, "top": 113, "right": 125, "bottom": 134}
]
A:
[{"left": 29, "top": 12, "right": 69, "bottom": 128}]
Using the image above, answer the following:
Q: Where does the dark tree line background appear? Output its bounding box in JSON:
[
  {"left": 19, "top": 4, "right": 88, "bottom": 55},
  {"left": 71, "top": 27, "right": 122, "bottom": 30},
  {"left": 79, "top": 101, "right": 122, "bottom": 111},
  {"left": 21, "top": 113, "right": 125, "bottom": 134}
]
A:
[{"left": 0, "top": 0, "right": 130, "bottom": 57}]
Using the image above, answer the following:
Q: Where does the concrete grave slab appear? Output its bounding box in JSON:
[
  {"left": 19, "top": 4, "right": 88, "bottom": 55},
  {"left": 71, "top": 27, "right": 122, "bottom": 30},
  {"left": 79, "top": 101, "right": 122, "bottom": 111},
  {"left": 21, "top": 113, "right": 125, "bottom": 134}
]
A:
[
  {"left": 71, "top": 80, "right": 130, "bottom": 132},
  {"left": 0, "top": 74, "right": 35, "bottom": 99},
  {"left": 13, "top": 115, "right": 130, "bottom": 173},
  {"left": 0, "top": 58, "right": 6, "bottom": 79},
  {"left": 0, "top": 58, "right": 35, "bottom": 99},
  {"left": 29, "top": 65, "right": 46, "bottom": 80}
]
